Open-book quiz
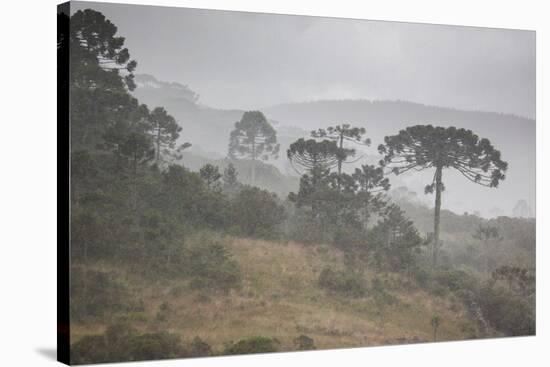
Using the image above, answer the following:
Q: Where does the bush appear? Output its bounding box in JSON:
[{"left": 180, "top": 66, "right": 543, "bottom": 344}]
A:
[
  {"left": 223, "top": 336, "right": 280, "bottom": 355},
  {"left": 156, "top": 302, "right": 171, "bottom": 322},
  {"left": 125, "top": 332, "right": 184, "bottom": 361},
  {"left": 430, "top": 284, "right": 449, "bottom": 297},
  {"left": 410, "top": 268, "right": 478, "bottom": 298},
  {"left": 70, "top": 267, "right": 140, "bottom": 322},
  {"left": 333, "top": 225, "right": 366, "bottom": 251},
  {"left": 230, "top": 186, "right": 286, "bottom": 239},
  {"left": 318, "top": 267, "right": 367, "bottom": 297},
  {"left": 371, "top": 277, "right": 397, "bottom": 306},
  {"left": 293, "top": 335, "right": 316, "bottom": 350},
  {"left": 286, "top": 211, "right": 332, "bottom": 244},
  {"left": 477, "top": 285, "right": 535, "bottom": 336},
  {"left": 185, "top": 233, "right": 241, "bottom": 291},
  {"left": 410, "top": 266, "right": 430, "bottom": 288},
  {"left": 366, "top": 205, "right": 424, "bottom": 272},
  {"left": 71, "top": 335, "right": 110, "bottom": 364},
  {"left": 433, "top": 270, "right": 476, "bottom": 292},
  {"left": 161, "top": 164, "right": 229, "bottom": 229},
  {"left": 71, "top": 324, "right": 186, "bottom": 364},
  {"left": 189, "top": 336, "right": 212, "bottom": 357}
]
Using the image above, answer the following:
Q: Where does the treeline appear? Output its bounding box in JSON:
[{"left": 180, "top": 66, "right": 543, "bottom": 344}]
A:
[
  {"left": 66, "top": 9, "right": 285, "bottom": 269},
  {"left": 63, "top": 8, "right": 535, "bottom": 363}
]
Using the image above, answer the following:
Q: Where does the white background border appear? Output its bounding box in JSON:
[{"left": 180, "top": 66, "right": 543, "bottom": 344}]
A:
[{"left": 0, "top": 0, "right": 547, "bottom": 365}]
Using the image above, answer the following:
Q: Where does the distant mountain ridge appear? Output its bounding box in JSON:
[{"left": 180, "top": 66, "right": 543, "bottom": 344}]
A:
[
  {"left": 263, "top": 99, "right": 534, "bottom": 144},
  {"left": 132, "top": 74, "right": 535, "bottom": 218}
]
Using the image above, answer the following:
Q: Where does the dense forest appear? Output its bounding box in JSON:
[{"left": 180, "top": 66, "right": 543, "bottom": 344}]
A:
[{"left": 61, "top": 9, "right": 535, "bottom": 365}]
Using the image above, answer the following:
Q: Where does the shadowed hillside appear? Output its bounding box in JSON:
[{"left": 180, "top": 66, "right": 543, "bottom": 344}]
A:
[{"left": 132, "top": 74, "right": 244, "bottom": 157}]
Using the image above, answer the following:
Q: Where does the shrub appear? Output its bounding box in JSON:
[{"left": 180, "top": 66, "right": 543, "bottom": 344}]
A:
[
  {"left": 70, "top": 211, "right": 112, "bottom": 261},
  {"left": 286, "top": 212, "right": 332, "bottom": 244},
  {"left": 410, "top": 266, "right": 430, "bottom": 288},
  {"left": 125, "top": 332, "right": 184, "bottom": 361},
  {"left": 434, "top": 270, "right": 476, "bottom": 292},
  {"left": 430, "top": 283, "right": 449, "bottom": 297},
  {"left": 223, "top": 336, "right": 280, "bottom": 355},
  {"left": 71, "top": 335, "right": 110, "bottom": 364},
  {"left": 156, "top": 302, "right": 171, "bottom": 322},
  {"left": 117, "top": 311, "right": 148, "bottom": 323},
  {"left": 366, "top": 205, "right": 424, "bottom": 272},
  {"left": 318, "top": 267, "right": 367, "bottom": 297},
  {"left": 333, "top": 224, "right": 366, "bottom": 251},
  {"left": 70, "top": 267, "right": 138, "bottom": 322},
  {"left": 189, "top": 336, "right": 212, "bottom": 357},
  {"left": 371, "top": 277, "right": 397, "bottom": 306},
  {"left": 161, "top": 164, "right": 229, "bottom": 229},
  {"left": 71, "top": 324, "right": 186, "bottom": 364},
  {"left": 476, "top": 285, "right": 535, "bottom": 336},
  {"left": 293, "top": 335, "right": 316, "bottom": 350},
  {"left": 185, "top": 233, "right": 241, "bottom": 291},
  {"left": 230, "top": 186, "right": 286, "bottom": 239}
]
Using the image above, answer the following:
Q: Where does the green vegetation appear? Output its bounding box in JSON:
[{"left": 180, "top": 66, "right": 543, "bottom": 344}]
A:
[
  {"left": 318, "top": 267, "right": 367, "bottom": 297},
  {"left": 185, "top": 233, "right": 241, "bottom": 291},
  {"left": 294, "top": 335, "right": 316, "bottom": 350},
  {"left": 62, "top": 8, "right": 535, "bottom": 365},
  {"left": 379, "top": 125, "right": 508, "bottom": 267},
  {"left": 224, "top": 336, "right": 280, "bottom": 355},
  {"left": 71, "top": 324, "right": 191, "bottom": 364}
]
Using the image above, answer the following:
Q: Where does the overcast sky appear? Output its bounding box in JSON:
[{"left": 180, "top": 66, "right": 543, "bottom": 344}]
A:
[{"left": 73, "top": 1, "right": 535, "bottom": 118}]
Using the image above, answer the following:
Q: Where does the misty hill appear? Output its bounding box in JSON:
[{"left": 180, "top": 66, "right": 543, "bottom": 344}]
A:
[
  {"left": 264, "top": 99, "right": 534, "bottom": 142},
  {"left": 133, "top": 74, "right": 244, "bottom": 157},
  {"left": 177, "top": 152, "right": 299, "bottom": 197},
  {"left": 387, "top": 186, "right": 535, "bottom": 272},
  {"left": 264, "top": 100, "right": 535, "bottom": 218},
  {"left": 133, "top": 75, "right": 535, "bottom": 217}
]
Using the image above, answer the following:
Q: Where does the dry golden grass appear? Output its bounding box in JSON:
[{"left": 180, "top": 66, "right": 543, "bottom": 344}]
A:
[{"left": 71, "top": 236, "right": 480, "bottom": 352}]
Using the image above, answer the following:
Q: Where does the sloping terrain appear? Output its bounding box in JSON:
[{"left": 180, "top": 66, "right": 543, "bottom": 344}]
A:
[{"left": 71, "top": 236, "right": 483, "bottom": 353}]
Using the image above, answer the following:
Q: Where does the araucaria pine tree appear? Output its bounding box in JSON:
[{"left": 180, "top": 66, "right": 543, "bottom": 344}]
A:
[
  {"left": 311, "top": 124, "right": 371, "bottom": 187},
  {"left": 228, "top": 111, "right": 279, "bottom": 183},
  {"left": 222, "top": 163, "right": 240, "bottom": 194},
  {"left": 378, "top": 125, "right": 508, "bottom": 267},
  {"left": 287, "top": 138, "right": 340, "bottom": 222},
  {"left": 352, "top": 164, "right": 390, "bottom": 229},
  {"left": 149, "top": 107, "right": 184, "bottom": 164}
]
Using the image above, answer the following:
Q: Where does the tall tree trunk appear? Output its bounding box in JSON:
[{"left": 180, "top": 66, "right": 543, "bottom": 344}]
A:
[
  {"left": 337, "top": 134, "right": 344, "bottom": 190},
  {"left": 251, "top": 139, "right": 256, "bottom": 185},
  {"left": 433, "top": 166, "right": 443, "bottom": 268},
  {"left": 311, "top": 166, "right": 320, "bottom": 221},
  {"left": 156, "top": 126, "right": 161, "bottom": 164},
  {"left": 485, "top": 239, "right": 491, "bottom": 276},
  {"left": 363, "top": 181, "right": 370, "bottom": 231}
]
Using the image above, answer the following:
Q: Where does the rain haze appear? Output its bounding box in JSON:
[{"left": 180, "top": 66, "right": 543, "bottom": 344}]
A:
[
  {"left": 64, "top": 3, "right": 537, "bottom": 362},
  {"left": 72, "top": 1, "right": 536, "bottom": 218}
]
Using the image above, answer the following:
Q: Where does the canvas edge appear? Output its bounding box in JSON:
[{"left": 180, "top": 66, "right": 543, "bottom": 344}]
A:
[{"left": 58, "top": 1, "right": 71, "bottom": 365}]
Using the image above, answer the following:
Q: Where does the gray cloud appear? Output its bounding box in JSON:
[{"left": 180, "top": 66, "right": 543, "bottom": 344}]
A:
[{"left": 73, "top": 2, "right": 535, "bottom": 118}]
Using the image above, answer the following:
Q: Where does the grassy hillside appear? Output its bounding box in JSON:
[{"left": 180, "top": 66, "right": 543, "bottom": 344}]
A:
[{"left": 71, "top": 235, "right": 485, "bottom": 353}]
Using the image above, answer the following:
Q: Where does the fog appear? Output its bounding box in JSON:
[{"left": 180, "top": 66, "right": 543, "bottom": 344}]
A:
[
  {"left": 72, "top": 1, "right": 536, "bottom": 218},
  {"left": 72, "top": 2, "right": 535, "bottom": 118},
  {"left": 64, "top": 4, "right": 537, "bottom": 361}
]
